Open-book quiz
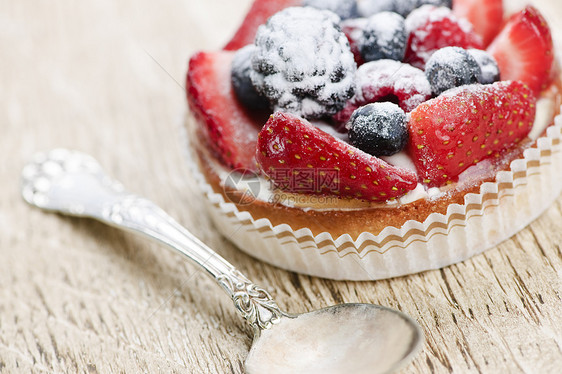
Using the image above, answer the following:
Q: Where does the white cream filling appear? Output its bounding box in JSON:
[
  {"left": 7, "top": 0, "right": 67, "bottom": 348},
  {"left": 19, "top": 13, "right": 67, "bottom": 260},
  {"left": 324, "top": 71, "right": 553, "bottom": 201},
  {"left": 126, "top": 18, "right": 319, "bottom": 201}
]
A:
[{"left": 209, "top": 97, "right": 555, "bottom": 211}]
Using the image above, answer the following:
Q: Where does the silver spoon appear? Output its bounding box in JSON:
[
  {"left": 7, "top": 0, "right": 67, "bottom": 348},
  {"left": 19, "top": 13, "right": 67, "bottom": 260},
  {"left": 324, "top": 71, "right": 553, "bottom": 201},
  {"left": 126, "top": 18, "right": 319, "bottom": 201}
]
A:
[{"left": 21, "top": 148, "right": 423, "bottom": 374}]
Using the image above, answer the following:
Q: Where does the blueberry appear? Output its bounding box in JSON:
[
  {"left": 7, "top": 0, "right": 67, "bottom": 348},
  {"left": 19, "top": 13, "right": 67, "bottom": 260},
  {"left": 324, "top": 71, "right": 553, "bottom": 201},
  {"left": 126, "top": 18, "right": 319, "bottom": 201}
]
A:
[
  {"left": 303, "top": 0, "right": 358, "bottom": 19},
  {"left": 358, "top": 0, "right": 452, "bottom": 17},
  {"left": 394, "top": 0, "right": 452, "bottom": 16},
  {"left": 359, "top": 12, "right": 407, "bottom": 62},
  {"left": 348, "top": 102, "right": 408, "bottom": 157},
  {"left": 467, "top": 49, "right": 501, "bottom": 84},
  {"left": 231, "top": 45, "right": 270, "bottom": 110},
  {"left": 425, "top": 47, "right": 482, "bottom": 96}
]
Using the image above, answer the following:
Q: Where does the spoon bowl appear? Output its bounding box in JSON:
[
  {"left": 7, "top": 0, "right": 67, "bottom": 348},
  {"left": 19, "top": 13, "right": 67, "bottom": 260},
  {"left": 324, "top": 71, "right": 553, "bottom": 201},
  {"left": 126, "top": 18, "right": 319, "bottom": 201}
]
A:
[
  {"left": 247, "top": 303, "right": 423, "bottom": 374},
  {"left": 21, "top": 149, "right": 424, "bottom": 373}
]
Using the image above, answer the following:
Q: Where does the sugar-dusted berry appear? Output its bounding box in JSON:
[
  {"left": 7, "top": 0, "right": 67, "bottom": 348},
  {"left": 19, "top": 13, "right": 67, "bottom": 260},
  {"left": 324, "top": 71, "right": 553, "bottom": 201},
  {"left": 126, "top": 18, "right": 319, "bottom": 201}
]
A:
[
  {"left": 359, "top": 12, "right": 407, "bottom": 62},
  {"left": 404, "top": 5, "right": 483, "bottom": 69},
  {"left": 348, "top": 103, "right": 408, "bottom": 157},
  {"left": 395, "top": 0, "right": 452, "bottom": 17},
  {"left": 467, "top": 49, "right": 500, "bottom": 85},
  {"left": 333, "top": 59, "right": 431, "bottom": 125},
  {"left": 358, "top": 0, "right": 452, "bottom": 18},
  {"left": 425, "top": 47, "right": 481, "bottom": 96},
  {"left": 251, "top": 7, "right": 357, "bottom": 119},
  {"left": 303, "top": 0, "right": 358, "bottom": 19},
  {"left": 341, "top": 17, "right": 368, "bottom": 65},
  {"left": 231, "top": 45, "right": 270, "bottom": 110}
]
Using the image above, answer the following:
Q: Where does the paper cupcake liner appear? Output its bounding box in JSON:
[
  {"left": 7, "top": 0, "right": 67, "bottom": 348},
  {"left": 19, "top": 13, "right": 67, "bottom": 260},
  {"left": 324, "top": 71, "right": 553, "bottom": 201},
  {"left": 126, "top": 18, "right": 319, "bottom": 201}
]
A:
[{"left": 182, "top": 109, "right": 562, "bottom": 280}]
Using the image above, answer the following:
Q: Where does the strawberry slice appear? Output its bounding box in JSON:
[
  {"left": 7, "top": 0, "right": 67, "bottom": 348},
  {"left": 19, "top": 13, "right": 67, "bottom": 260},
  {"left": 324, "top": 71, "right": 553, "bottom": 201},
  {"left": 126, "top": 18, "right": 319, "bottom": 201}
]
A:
[
  {"left": 256, "top": 112, "right": 417, "bottom": 201},
  {"left": 405, "top": 5, "right": 483, "bottom": 69},
  {"left": 186, "top": 51, "right": 264, "bottom": 171},
  {"left": 224, "top": 0, "right": 302, "bottom": 51},
  {"left": 408, "top": 81, "right": 536, "bottom": 187},
  {"left": 487, "top": 6, "right": 554, "bottom": 95},
  {"left": 452, "top": 0, "right": 503, "bottom": 47}
]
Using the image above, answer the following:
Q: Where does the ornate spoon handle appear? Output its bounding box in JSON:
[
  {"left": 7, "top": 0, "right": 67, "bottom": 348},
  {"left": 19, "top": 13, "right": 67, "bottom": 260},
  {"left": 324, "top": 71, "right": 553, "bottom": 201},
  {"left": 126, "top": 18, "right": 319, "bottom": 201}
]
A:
[{"left": 21, "top": 149, "right": 284, "bottom": 331}]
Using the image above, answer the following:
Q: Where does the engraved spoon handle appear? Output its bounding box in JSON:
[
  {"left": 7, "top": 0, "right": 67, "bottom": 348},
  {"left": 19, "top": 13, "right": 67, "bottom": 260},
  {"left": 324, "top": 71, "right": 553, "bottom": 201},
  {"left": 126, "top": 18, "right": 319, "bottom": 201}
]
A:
[{"left": 21, "top": 149, "right": 283, "bottom": 331}]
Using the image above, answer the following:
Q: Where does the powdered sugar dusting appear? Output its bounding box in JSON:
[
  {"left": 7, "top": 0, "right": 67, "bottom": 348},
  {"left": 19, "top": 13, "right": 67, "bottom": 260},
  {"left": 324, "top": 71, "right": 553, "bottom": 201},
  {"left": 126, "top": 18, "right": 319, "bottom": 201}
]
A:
[
  {"left": 405, "top": 5, "right": 444, "bottom": 33},
  {"left": 355, "top": 60, "right": 432, "bottom": 111},
  {"left": 357, "top": 0, "right": 395, "bottom": 17},
  {"left": 303, "top": 0, "right": 358, "bottom": 19},
  {"left": 251, "top": 7, "right": 357, "bottom": 119},
  {"left": 425, "top": 46, "right": 481, "bottom": 95},
  {"left": 467, "top": 48, "right": 500, "bottom": 84},
  {"left": 341, "top": 17, "right": 369, "bottom": 40},
  {"left": 404, "top": 5, "right": 481, "bottom": 68},
  {"left": 360, "top": 11, "right": 406, "bottom": 61},
  {"left": 405, "top": 4, "right": 474, "bottom": 36}
]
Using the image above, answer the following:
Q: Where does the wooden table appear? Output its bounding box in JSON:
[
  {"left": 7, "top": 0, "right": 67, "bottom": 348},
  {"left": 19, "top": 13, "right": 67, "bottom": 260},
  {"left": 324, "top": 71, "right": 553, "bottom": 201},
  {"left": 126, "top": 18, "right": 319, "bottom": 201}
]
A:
[{"left": 2, "top": 0, "right": 562, "bottom": 372}]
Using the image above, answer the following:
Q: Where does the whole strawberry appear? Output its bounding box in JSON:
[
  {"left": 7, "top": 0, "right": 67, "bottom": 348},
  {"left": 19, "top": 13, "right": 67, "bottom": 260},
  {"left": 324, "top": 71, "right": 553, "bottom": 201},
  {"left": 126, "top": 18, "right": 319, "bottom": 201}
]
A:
[
  {"left": 409, "top": 81, "right": 536, "bottom": 187},
  {"left": 256, "top": 112, "right": 417, "bottom": 201}
]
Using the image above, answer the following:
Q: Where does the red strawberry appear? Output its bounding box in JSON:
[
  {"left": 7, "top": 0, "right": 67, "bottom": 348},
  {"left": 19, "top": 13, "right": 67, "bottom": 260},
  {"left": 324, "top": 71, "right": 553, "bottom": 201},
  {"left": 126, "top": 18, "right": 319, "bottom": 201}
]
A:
[
  {"left": 452, "top": 0, "right": 503, "bottom": 47},
  {"left": 487, "top": 6, "right": 554, "bottom": 95},
  {"left": 186, "top": 51, "right": 265, "bottom": 171},
  {"left": 256, "top": 112, "right": 417, "bottom": 201},
  {"left": 405, "top": 5, "right": 483, "bottom": 69},
  {"left": 408, "top": 81, "right": 536, "bottom": 187},
  {"left": 224, "top": 0, "right": 302, "bottom": 51}
]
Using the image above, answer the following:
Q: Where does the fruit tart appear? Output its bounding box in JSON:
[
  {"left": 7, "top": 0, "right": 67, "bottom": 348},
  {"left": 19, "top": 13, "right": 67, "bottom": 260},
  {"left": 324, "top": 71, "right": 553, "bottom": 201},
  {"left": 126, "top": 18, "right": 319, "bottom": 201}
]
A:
[{"left": 185, "top": 0, "right": 562, "bottom": 280}]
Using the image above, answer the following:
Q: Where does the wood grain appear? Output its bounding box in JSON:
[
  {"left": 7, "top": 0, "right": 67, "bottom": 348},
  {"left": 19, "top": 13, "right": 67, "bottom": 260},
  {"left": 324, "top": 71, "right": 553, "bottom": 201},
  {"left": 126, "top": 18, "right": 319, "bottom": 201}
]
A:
[{"left": 1, "top": 0, "right": 561, "bottom": 373}]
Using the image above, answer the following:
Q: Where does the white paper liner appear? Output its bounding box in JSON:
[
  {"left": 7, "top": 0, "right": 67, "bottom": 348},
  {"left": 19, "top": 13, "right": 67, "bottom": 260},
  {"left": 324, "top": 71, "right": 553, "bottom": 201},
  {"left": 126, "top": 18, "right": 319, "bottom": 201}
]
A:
[{"left": 182, "top": 109, "right": 562, "bottom": 280}]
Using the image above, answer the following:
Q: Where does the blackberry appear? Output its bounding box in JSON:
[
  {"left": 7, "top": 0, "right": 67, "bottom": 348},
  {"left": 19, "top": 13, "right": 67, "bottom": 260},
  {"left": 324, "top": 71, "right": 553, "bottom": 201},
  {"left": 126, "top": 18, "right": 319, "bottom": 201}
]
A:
[
  {"left": 231, "top": 45, "right": 270, "bottom": 110},
  {"left": 302, "top": 0, "right": 358, "bottom": 19},
  {"left": 359, "top": 12, "right": 406, "bottom": 62},
  {"left": 251, "top": 7, "right": 356, "bottom": 119},
  {"left": 425, "top": 47, "right": 482, "bottom": 96},
  {"left": 467, "top": 49, "right": 501, "bottom": 85},
  {"left": 358, "top": 0, "right": 452, "bottom": 17},
  {"left": 348, "top": 102, "right": 408, "bottom": 157}
]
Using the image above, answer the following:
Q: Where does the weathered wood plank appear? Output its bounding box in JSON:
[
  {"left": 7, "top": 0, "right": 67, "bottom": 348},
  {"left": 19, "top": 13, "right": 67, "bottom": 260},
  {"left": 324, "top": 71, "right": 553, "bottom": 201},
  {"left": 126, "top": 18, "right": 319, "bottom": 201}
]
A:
[{"left": 1, "top": 0, "right": 562, "bottom": 373}]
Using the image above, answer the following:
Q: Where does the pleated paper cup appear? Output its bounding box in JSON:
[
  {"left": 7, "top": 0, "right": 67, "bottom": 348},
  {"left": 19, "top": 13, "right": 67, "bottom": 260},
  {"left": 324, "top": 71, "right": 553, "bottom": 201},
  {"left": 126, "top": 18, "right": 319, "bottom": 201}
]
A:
[{"left": 182, "top": 108, "right": 562, "bottom": 280}]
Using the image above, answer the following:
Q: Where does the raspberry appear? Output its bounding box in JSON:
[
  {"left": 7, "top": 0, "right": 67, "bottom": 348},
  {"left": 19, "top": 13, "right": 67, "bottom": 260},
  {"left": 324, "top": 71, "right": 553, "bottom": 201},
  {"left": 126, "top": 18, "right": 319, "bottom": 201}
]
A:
[
  {"left": 333, "top": 59, "right": 431, "bottom": 125},
  {"left": 467, "top": 49, "right": 500, "bottom": 85},
  {"left": 231, "top": 45, "right": 270, "bottom": 110},
  {"left": 425, "top": 47, "right": 481, "bottom": 96},
  {"left": 348, "top": 103, "right": 408, "bottom": 157},
  {"left": 404, "top": 5, "right": 483, "bottom": 69},
  {"left": 359, "top": 12, "right": 407, "bottom": 62},
  {"left": 251, "top": 7, "right": 357, "bottom": 119},
  {"left": 302, "top": 0, "right": 358, "bottom": 19}
]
